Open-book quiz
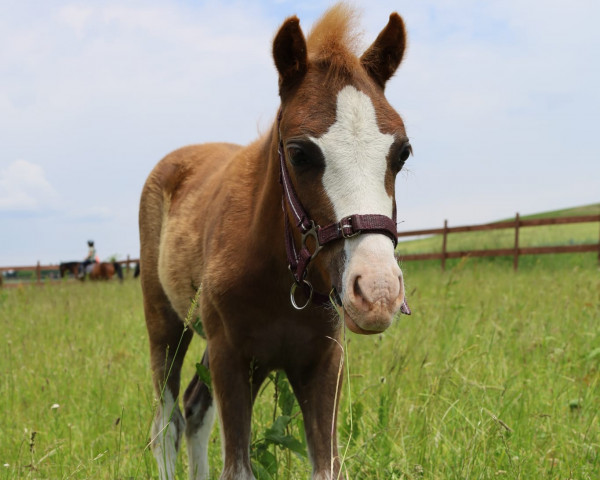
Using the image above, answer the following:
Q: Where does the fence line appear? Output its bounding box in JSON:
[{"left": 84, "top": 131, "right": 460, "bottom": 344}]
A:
[
  {"left": 0, "top": 256, "right": 140, "bottom": 286},
  {"left": 1, "top": 213, "right": 599, "bottom": 284},
  {"left": 397, "top": 213, "right": 600, "bottom": 270}
]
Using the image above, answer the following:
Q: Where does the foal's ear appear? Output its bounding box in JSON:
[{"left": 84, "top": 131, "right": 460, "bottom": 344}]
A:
[
  {"left": 360, "top": 13, "right": 407, "bottom": 89},
  {"left": 273, "top": 16, "right": 308, "bottom": 97}
]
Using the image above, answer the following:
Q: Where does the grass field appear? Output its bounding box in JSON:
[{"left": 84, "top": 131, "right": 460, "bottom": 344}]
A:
[{"left": 1, "top": 211, "right": 599, "bottom": 479}]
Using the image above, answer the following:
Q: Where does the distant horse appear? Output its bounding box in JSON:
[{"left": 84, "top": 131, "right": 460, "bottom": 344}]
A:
[
  {"left": 140, "top": 5, "right": 412, "bottom": 479},
  {"left": 59, "top": 261, "right": 80, "bottom": 278},
  {"left": 87, "top": 261, "right": 124, "bottom": 281}
]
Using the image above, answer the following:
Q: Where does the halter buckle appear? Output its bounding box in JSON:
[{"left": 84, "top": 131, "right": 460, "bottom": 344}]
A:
[{"left": 340, "top": 216, "right": 361, "bottom": 239}]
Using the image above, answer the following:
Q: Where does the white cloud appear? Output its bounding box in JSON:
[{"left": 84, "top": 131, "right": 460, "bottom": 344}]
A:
[{"left": 0, "top": 160, "right": 60, "bottom": 213}]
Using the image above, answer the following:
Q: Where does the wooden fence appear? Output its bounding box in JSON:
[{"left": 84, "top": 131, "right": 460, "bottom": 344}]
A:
[
  {"left": 1, "top": 213, "right": 599, "bottom": 285},
  {"left": 0, "top": 256, "right": 139, "bottom": 286},
  {"left": 397, "top": 213, "right": 600, "bottom": 270}
]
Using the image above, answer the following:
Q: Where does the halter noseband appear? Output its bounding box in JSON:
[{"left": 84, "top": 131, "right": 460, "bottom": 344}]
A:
[{"left": 277, "top": 110, "right": 400, "bottom": 310}]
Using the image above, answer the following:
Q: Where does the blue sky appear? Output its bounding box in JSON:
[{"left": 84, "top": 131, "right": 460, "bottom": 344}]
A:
[{"left": 1, "top": 0, "right": 599, "bottom": 266}]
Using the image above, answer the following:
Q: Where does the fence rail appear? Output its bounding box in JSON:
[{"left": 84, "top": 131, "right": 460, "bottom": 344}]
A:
[
  {"left": 1, "top": 213, "right": 599, "bottom": 284},
  {"left": 397, "top": 213, "right": 600, "bottom": 270},
  {"left": 0, "top": 257, "right": 139, "bottom": 286}
]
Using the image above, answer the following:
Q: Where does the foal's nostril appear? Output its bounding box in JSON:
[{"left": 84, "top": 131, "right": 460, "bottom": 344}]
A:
[{"left": 353, "top": 275, "right": 363, "bottom": 299}]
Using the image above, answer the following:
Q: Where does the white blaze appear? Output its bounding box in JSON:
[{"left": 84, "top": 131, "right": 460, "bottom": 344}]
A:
[
  {"left": 312, "top": 85, "right": 394, "bottom": 220},
  {"left": 311, "top": 86, "right": 403, "bottom": 318},
  {"left": 312, "top": 85, "right": 397, "bottom": 281}
]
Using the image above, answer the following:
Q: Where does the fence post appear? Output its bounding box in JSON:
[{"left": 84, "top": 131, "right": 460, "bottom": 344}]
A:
[
  {"left": 597, "top": 215, "right": 600, "bottom": 267},
  {"left": 126, "top": 255, "right": 131, "bottom": 273},
  {"left": 441, "top": 219, "right": 448, "bottom": 271},
  {"left": 513, "top": 213, "right": 520, "bottom": 271},
  {"left": 36, "top": 261, "right": 42, "bottom": 284}
]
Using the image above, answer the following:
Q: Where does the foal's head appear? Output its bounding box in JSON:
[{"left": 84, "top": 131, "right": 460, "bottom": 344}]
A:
[{"left": 273, "top": 5, "right": 411, "bottom": 334}]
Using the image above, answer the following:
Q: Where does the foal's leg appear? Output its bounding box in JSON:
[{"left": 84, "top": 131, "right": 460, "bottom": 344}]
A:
[
  {"left": 145, "top": 300, "right": 193, "bottom": 480},
  {"left": 287, "top": 339, "right": 344, "bottom": 480},
  {"left": 183, "top": 349, "right": 216, "bottom": 480},
  {"left": 208, "top": 337, "right": 267, "bottom": 480}
]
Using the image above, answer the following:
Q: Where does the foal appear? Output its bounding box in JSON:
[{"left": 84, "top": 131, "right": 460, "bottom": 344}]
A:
[{"left": 139, "top": 5, "right": 411, "bottom": 479}]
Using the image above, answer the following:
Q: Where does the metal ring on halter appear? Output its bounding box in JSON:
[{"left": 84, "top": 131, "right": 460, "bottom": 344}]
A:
[{"left": 290, "top": 280, "right": 314, "bottom": 310}]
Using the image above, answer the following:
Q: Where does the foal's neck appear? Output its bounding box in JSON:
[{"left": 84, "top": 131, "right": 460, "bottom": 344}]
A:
[{"left": 243, "top": 126, "right": 287, "bottom": 259}]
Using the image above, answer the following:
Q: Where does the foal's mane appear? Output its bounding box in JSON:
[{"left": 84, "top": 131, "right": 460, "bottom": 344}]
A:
[{"left": 306, "top": 3, "right": 362, "bottom": 83}]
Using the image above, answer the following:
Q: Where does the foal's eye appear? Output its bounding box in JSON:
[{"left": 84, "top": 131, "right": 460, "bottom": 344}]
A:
[
  {"left": 394, "top": 142, "right": 412, "bottom": 172},
  {"left": 287, "top": 145, "right": 310, "bottom": 167},
  {"left": 286, "top": 141, "right": 324, "bottom": 170},
  {"left": 400, "top": 143, "right": 412, "bottom": 162}
]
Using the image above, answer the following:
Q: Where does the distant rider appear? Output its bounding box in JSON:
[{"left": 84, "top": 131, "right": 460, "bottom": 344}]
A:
[{"left": 80, "top": 240, "right": 98, "bottom": 278}]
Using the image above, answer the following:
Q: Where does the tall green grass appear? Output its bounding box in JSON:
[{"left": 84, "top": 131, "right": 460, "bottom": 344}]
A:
[
  {"left": 1, "top": 258, "right": 599, "bottom": 478},
  {"left": 0, "top": 282, "right": 156, "bottom": 479}
]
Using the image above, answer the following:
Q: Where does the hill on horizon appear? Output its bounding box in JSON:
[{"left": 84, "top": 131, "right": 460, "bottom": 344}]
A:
[{"left": 498, "top": 202, "right": 599, "bottom": 223}]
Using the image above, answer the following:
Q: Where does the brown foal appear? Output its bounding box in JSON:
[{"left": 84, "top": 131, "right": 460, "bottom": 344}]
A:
[{"left": 139, "top": 4, "right": 412, "bottom": 479}]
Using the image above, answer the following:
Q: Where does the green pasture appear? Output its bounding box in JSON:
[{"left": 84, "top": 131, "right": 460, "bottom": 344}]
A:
[{"left": 1, "top": 216, "right": 599, "bottom": 478}]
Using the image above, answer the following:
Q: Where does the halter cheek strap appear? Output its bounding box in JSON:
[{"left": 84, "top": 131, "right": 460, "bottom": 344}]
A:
[{"left": 277, "top": 111, "right": 405, "bottom": 311}]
